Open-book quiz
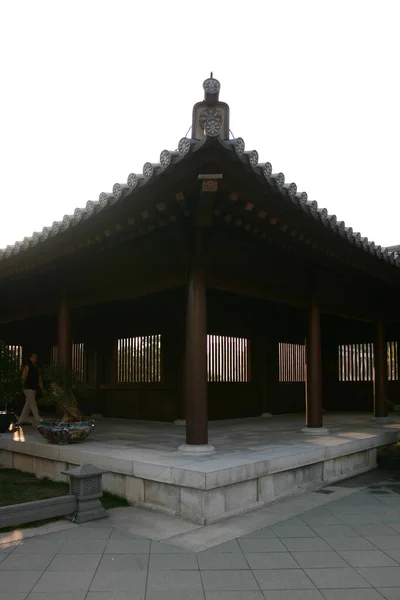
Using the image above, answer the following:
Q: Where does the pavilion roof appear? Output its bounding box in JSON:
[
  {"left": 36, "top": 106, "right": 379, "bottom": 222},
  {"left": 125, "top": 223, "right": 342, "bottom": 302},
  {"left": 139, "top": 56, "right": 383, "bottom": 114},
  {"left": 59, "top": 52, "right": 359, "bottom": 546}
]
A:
[{"left": 1, "top": 78, "right": 399, "bottom": 273}]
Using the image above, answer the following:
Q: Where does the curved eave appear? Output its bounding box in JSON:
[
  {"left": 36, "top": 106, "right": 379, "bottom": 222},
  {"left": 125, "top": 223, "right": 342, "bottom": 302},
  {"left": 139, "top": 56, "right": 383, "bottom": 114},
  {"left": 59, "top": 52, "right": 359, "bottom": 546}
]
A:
[{"left": 0, "top": 133, "right": 399, "bottom": 275}]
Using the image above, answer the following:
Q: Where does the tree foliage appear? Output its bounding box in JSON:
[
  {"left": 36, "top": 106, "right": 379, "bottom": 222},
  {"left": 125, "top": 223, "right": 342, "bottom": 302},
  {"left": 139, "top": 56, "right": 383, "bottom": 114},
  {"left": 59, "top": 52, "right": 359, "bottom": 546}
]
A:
[{"left": 40, "top": 362, "right": 89, "bottom": 408}]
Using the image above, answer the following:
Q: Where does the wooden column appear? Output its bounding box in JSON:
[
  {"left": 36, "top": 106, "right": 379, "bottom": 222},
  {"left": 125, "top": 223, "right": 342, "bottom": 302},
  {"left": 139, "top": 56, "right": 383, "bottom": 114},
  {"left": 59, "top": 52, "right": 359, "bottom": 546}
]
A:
[
  {"left": 261, "top": 337, "right": 278, "bottom": 417},
  {"left": 57, "top": 294, "right": 72, "bottom": 369},
  {"left": 374, "top": 317, "right": 388, "bottom": 419},
  {"left": 303, "top": 294, "right": 328, "bottom": 433},
  {"left": 185, "top": 253, "right": 208, "bottom": 444},
  {"left": 180, "top": 229, "right": 214, "bottom": 452}
]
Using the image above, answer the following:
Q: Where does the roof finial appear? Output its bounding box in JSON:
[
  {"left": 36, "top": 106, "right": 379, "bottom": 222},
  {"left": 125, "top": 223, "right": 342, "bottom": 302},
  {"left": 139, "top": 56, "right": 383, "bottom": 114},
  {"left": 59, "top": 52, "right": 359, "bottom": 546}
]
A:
[{"left": 210, "top": 71, "right": 213, "bottom": 78}]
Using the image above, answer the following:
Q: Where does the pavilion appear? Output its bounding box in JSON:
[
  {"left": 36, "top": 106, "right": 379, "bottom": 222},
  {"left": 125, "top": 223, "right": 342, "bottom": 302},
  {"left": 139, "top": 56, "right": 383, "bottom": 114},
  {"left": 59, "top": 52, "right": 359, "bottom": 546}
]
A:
[{"left": 1, "top": 75, "right": 400, "bottom": 459}]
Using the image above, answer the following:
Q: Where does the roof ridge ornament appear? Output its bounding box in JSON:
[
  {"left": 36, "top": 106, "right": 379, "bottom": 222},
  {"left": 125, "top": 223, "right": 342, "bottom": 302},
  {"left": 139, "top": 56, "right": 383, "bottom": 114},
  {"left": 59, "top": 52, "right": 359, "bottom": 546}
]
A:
[{"left": 192, "top": 75, "right": 229, "bottom": 141}]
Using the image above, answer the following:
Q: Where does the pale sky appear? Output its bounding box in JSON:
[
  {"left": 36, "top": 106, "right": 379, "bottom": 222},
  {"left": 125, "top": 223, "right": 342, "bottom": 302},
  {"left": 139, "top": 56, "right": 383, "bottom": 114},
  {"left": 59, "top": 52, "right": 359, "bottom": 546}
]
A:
[{"left": 0, "top": 0, "right": 399, "bottom": 250}]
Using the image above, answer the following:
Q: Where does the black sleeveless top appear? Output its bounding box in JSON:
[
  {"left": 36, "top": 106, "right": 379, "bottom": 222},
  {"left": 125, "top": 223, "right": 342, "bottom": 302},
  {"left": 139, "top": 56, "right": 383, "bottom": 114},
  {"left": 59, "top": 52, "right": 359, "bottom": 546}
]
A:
[{"left": 24, "top": 361, "right": 39, "bottom": 390}]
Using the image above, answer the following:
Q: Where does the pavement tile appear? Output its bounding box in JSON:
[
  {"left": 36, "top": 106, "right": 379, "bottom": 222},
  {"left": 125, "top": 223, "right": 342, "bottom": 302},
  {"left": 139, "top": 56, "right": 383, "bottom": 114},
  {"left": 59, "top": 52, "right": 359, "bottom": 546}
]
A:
[
  {"left": 0, "top": 553, "right": 54, "bottom": 571},
  {"left": 90, "top": 570, "right": 147, "bottom": 592},
  {"left": 376, "top": 498, "right": 400, "bottom": 508},
  {"left": 96, "top": 553, "right": 148, "bottom": 571},
  {"left": 357, "top": 567, "right": 400, "bottom": 588},
  {"left": 240, "top": 528, "right": 277, "bottom": 539},
  {"left": 0, "top": 542, "right": 20, "bottom": 553},
  {"left": 342, "top": 493, "right": 384, "bottom": 506},
  {"left": 198, "top": 553, "right": 249, "bottom": 570},
  {"left": 205, "top": 593, "right": 265, "bottom": 600},
  {"left": 48, "top": 553, "right": 101, "bottom": 571},
  {"left": 271, "top": 524, "right": 317, "bottom": 538},
  {"left": 31, "top": 571, "right": 94, "bottom": 593},
  {"left": 146, "top": 593, "right": 204, "bottom": 600},
  {"left": 291, "top": 551, "right": 348, "bottom": 569},
  {"left": 377, "top": 589, "right": 400, "bottom": 599},
  {"left": 387, "top": 524, "right": 400, "bottom": 533},
  {"left": 27, "top": 594, "right": 87, "bottom": 600},
  {"left": 310, "top": 525, "right": 360, "bottom": 538},
  {"left": 86, "top": 593, "right": 145, "bottom": 600},
  {"left": 105, "top": 539, "right": 151, "bottom": 554},
  {"left": 262, "top": 593, "right": 325, "bottom": 600},
  {"left": 238, "top": 539, "right": 287, "bottom": 553},
  {"left": 150, "top": 553, "right": 199, "bottom": 570},
  {"left": 0, "top": 595, "right": 28, "bottom": 600},
  {"left": 320, "top": 591, "right": 386, "bottom": 600},
  {"left": 304, "top": 567, "right": 371, "bottom": 589},
  {"left": 245, "top": 552, "right": 299, "bottom": 570},
  {"left": 42, "top": 527, "right": 112, "bottom": 540},
  {"left": 13, "top": 539, "right": 63, "bottom": 555},
  {"left": 322, "top": 537, "right": 377, "bottom": 551},
  {"left": 385, "top": 550, "right": 400, "bottom": 564},
  {"left": 199, "top": 540, "right": 243, "bottom": 553},
  {"left": 337, "top": 513, "right": 389, "bottom": 525},
  {"left": 0, "top": 570, "right": 42, "bottom": 593},
  {"left": 201, "top": 570, "right": 259, "bottom": 591},
  {"left": 109, "top": 529, "right": 148, "bottom": 540},
  {"left": 147, "top": 570, "right": 203, "bottom": 591},
  {"left": 353, "top": 524, "right": 399, "bottom": 537},
  {"left": 253, "top": 569, "right": 315, "bottom": 590},
  {"left": 338, "top": 550, "right": 399, "bottom": 567},
  {"left": 281, "top": 538, "right": 332, "bottom": 552},
  {"left": 60, "top": 539, "right": 107, "bottom": 554},
  {"left": 150, "top": 540, "right": 190, "bottom": 553},
  {"left": 300, "top": 512, "right": 343, "bottom": 526},
  {"left": 368, "top": 537, "right": 400, "bottom": 550}
]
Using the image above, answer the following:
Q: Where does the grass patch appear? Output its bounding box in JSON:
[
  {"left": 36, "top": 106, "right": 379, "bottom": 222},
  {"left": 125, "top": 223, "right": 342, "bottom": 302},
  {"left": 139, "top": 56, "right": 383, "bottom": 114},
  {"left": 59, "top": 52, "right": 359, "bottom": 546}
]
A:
[
  {"left": 0, "top": 468, "right": 128, "bottom": 532},
  {"left": 0, "top": 469, "right": 68, "bottom": 507}
]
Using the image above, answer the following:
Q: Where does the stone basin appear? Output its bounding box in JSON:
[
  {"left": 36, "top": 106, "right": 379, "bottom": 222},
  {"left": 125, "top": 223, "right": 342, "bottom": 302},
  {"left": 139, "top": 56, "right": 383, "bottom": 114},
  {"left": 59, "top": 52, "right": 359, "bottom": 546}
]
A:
[{"left": 37, "top": 420, "right": 94, "bottom": 444}]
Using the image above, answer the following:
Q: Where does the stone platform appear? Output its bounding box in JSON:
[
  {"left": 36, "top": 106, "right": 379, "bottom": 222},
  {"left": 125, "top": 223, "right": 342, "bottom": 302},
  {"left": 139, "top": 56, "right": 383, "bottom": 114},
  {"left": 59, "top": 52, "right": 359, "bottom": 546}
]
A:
[{"left": 0, "top": 413, "right": 399, "bottom": 525}]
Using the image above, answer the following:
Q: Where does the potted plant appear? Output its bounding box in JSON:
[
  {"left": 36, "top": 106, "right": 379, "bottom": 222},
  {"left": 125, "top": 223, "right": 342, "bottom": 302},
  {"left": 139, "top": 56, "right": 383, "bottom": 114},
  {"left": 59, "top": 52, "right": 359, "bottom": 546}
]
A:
[
  {"left": 37, "top": 363, "right": 94, "bottom": 444},
  {"left": 378, "top": 433, "right": 400, "bottom": 469},
  {"left": 0, "top": 341, "right": 21, "bottom": 433}
]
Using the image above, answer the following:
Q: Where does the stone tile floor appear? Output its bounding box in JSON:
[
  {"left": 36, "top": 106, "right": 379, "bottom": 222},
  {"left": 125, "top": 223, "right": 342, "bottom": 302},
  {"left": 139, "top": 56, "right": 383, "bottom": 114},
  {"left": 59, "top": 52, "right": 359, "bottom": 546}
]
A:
[{"left": 1, "top": 470, "right": 400, "bottom": 599}]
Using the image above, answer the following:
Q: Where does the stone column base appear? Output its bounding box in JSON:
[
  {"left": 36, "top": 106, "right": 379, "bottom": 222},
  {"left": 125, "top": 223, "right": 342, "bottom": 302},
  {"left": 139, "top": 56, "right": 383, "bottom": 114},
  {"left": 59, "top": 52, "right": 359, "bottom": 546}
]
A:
[
  {"left": 371, "top": 416, "right": 393, "bottom": 424},
  {"left": 178, "top": 443, "right": 216, "bottom": 455},
  {"left": 301, "top": 427, "right": 329, "bottom": 435},
  {"left": 260, "top": 413, "right": 272, "bottom": 418},
  {"left": 174, "top": 419, "right": 186, "bottom": 425}
]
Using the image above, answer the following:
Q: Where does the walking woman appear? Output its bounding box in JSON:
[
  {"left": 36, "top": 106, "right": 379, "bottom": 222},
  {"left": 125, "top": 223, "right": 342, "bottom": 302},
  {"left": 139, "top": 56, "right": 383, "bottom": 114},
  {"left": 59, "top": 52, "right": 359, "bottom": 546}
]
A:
[{"left": 19, "top": 352, "right": 44, "bottom": 425}]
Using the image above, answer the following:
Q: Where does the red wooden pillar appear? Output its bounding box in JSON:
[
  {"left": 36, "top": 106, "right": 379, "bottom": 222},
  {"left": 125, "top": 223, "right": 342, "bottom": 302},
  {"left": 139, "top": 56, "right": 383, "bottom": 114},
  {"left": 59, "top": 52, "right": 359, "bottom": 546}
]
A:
[
  {"left": 179, "top": 230, "right": 214, "bottom": 454},
  {"left": 57, "top": 293, "right": 72, "bottom": 369},
  {"left": 303, "top": 294, "right": 328, "bottom": 434},
  {"left": 260, "top": 337, "right": 278, "bottom": 417},
  {"left": 374, "top": 316, "right": 389, "bottom": 420}
]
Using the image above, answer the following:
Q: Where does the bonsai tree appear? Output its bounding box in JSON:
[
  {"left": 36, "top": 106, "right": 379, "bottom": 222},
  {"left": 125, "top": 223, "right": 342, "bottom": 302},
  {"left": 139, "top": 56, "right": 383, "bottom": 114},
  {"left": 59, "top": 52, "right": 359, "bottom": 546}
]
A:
[
  {"left": 40, "top": 362, "right": 89, "bottom": 422},
  {"left": 0, "top": 341, "right": 22, "bottom": 410}
]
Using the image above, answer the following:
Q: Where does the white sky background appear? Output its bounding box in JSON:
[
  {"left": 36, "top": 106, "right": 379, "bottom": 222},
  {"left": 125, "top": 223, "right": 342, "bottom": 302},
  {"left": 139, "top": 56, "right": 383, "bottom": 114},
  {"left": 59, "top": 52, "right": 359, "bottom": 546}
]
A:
[{"left": 0, "top": 0, "right": 399, "bottom": 249}]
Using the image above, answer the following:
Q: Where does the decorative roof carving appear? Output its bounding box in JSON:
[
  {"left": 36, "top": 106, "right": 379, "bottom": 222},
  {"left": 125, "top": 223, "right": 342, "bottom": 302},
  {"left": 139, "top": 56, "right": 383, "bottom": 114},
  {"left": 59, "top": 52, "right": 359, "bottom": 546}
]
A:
[{"left": 192, "top": 74, "right": 229, "bottom": 140}]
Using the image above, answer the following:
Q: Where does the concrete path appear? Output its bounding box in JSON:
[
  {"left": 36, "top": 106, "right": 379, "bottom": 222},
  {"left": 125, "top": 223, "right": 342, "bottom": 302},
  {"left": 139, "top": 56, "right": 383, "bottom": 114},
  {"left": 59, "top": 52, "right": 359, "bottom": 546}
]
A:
[{"left": 1, "top": 469, "right": 400, "bottom": 599}]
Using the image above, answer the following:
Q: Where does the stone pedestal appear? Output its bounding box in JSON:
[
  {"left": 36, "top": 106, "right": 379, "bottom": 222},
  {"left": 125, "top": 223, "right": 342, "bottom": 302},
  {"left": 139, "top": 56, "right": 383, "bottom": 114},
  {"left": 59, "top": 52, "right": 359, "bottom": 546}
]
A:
[
  {"left": 178, "top": 443, "right": 215, "bottom": 455},
  {"left": 62, "top": 463, "right": 108, "bottom": 523},
  {"left": 301, "top": 427, "right": 329, "bottom": 435}
]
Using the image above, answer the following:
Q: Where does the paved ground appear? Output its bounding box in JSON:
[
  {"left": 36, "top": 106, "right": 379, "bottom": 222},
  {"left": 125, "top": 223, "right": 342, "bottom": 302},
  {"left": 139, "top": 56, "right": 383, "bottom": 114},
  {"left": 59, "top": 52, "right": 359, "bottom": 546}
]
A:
[{"left": 1, "top": 470, "right": 400, "bottom": 599}]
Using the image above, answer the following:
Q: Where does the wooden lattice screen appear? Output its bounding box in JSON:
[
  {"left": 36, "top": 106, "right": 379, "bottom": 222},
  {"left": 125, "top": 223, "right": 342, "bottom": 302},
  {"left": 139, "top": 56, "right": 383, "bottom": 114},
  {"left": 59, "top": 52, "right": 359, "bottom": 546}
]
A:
[
  {"left": 207, "top": 335, "right": 250, "bottom": 382},
  {"left": 278, "top": 343, "right": 306, "bottom": 382},
  {"left": 72, "top": 343, "right": 86, "bottom": 382},
  {"left": 338, "top": 342, "right": 399, "bottom": 382},
  {"left": 117, "top": 335, "right": 162, "bottom": 383},
  {"left": 6, "top": 345, "right": 23, "bottom": 369},
  {"left": 387, "top": 341, "right": 398, "bottom": 381},
  {"left": 51, "top": 343, "right": 86, "bottom": 381}
]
